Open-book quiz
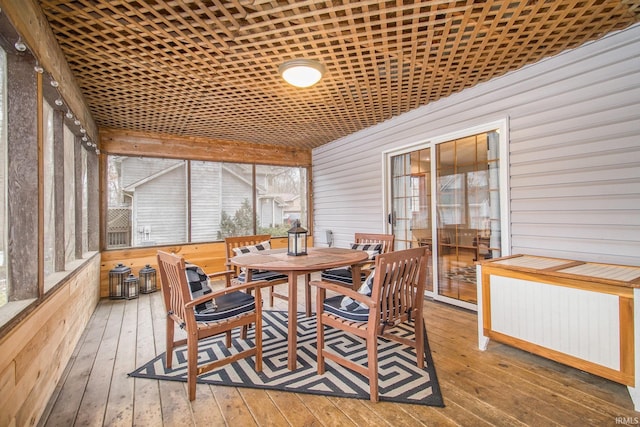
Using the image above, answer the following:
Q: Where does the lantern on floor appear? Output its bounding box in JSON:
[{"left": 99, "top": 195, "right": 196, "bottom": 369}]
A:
[
  {"left": 109, "top": 263, "right": 131, "bottom": 299},
  {"left": 138, "top": 264, "right": 157, "bottom": 294},
  {"left": 287, "top": 219, "right": 308, "bottom": 256},
  {"left": 123, "top": 274, "right": 139, "bottom": 299}
]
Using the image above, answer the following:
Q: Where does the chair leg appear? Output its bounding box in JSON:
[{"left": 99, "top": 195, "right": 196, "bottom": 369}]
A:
[
  {"left": 317, "top": 320, "right": 325, "bottom": 375},
  {"left": 316, "top": 289, "right": 326, "bottom": 375},
  {"left": 366, "top": 334, "right": 379, "bottom": 403},
  {"left": 187, "top": 333, "right": 198, "bottom": 401},
  {"left": 269, "top": 285, "right": 275, "bottom": 306},
  {"left": 415, "top": 316, "right": 425, "bottom": 369},
  {"left": 304, "top": 274, "right": 311, "bottom": 317},
  {"left": 255, "top": 296, "right": 263, "bottom": 372},
  {"left": 166, "top": 318, "right": 175, "bottom": 368}
]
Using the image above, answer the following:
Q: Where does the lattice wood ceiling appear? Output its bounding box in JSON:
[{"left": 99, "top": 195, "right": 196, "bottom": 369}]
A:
[{"left": 39, "top": 0, "right": 639, "bottom": 150}]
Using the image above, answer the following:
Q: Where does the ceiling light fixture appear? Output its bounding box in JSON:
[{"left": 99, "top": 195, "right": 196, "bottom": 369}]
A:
[
  {"left": 55, "top": 98, "right": 64, "bottom": 106},
  {"left": 14, "top": 37, "right": 26, "bottom": 52},
  {"left": 278, "top": 58, "right": 326, "bottom": 88},
  {"left": 34, "top": 61, "right": 44, "bottom": 74}
]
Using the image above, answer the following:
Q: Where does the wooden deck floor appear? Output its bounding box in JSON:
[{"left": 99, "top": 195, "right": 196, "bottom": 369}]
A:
[{"left": 39, "top": 276, "right": 638, "bottom": 426}]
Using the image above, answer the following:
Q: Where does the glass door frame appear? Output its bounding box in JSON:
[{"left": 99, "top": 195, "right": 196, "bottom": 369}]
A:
[{"left": 382, "top": 119, "right": 511, "bottom": 311}]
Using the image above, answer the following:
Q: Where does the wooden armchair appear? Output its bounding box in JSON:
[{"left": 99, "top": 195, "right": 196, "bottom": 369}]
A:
[
  {"left": 224, "top": 234, "right": 291, "bottom": 306},
  {"left": 156, "top": 250, "right": 268, "bottom": 401},
  {"left": 311, "top": 246, "right": 429, "bottom": 402},
  {"left": 320, "top": 233, "right": 395, "bottom": 290}
]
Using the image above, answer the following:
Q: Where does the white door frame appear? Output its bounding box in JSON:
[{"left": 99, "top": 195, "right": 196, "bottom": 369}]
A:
[{"left": 382, "top": 118, "right": 511, "bottom": 310}]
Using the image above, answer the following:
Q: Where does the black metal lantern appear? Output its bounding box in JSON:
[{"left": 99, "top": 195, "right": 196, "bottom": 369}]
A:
[
  {"left": 123, "top": 274, "right": 139, "bottom": 299},
  {"left": 138, "top": 264, "right": 157, "bottom": 294},
  {"left": 109, "top": 263, "right": 131, "bottom": 299},
  {"left": 287, "top": 219, "right": 308, "bottom": 256}
]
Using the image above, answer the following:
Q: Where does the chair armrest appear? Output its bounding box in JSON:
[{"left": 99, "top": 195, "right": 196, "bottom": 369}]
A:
[
  {"left": 309, "top": 280, "right": 375, "bottom": 308},
  {"left": 207, "top": 270, "right": 234, "bottom": 280},
  {"left": 185, "top": 280, "right": 270, "bottom": 309},
  {"left": 348, "top": 259, "right": 374, "bottom": 274},
  {"left": 207, "top": 269, "right": 234, "bottom": 287}
]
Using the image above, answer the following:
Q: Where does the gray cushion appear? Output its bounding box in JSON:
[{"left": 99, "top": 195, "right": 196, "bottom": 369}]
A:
[
  {"left": 185, "top": 262, "right": 255, "bottom": 323},
  {"left": 320, "top": 267, "right": 366, "bottom": 285},
  {"left": 323, "top": 272, "right": 374, "bottom": 322},
  {"left": 194, "top": 291, "right": 255, "bottom": 323},
  {"left": 232, "top": 240, "right": 271, "bottom": 256},
  {"left": 350, "top": 242, "right": 382, "bottom": 259},
  {"left": 237, "top": 270, "right": 288, "bottom": 282}
]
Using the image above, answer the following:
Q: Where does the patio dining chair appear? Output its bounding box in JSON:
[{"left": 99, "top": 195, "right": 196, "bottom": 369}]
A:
[
  {"left": 156, "top": 250, "right": 268, "bottom": 401},
  {"left": 311, "top": 246, "right": 429, "bottom": 402},
  {"left": 320, "top": 233, "right": 395, "bottom": 290},
  {"left": 225, "top": 234, "right": 311, "bottom": 313}
]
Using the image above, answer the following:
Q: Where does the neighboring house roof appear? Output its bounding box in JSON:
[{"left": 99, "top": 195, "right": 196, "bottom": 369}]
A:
[{"left": 123, "top": 162, "right": 184, "bottom": 192}]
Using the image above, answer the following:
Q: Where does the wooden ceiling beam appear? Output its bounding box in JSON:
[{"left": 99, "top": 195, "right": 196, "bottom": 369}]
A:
[{"left": 100, "top": 127, "right": 312, "bottom": 167}]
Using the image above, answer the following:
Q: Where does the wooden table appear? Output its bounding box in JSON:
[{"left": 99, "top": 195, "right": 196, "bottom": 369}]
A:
[{"left": 229, "top": 246, "right": 369, "bottom": 370}]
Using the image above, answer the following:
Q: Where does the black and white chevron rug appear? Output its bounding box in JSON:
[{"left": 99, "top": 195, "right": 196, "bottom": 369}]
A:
[{"left": 129, "top": 311, "right": 444, "bottom": 406}]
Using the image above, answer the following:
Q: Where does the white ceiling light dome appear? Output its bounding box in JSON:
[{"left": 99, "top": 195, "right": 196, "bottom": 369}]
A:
[{"left": 279, "top": 59, "right": 326, "bottom": 88}]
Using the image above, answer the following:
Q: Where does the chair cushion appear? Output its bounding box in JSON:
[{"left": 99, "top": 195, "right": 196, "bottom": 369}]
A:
[
  {"left": 232, "top": 240, "right": 271, "bottom": 256},
  {"left": 323, "top": 295, "right": 369, "bottom": 322},
  {"left": 185, "top": 262, "right": 215, "bottom": 312},
  {"left": 323, "top": 272, "right": 375, "bottom": 322},
  {"left": 195, "top": 291, "right": 256, "bottom": 323},
  {"left": 185, "top": 262, "right": 257, "bottom": 321},
  {"left": 320, "top": 267, "right": 366, "bottom": 285},
  {"left": 350, "top": 242, "right": 382, "bottom": 259},
  {"left": 237, "top": 270, "right": 288, "bottom": 282}
]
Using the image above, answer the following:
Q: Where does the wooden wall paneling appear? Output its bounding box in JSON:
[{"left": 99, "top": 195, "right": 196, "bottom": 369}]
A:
[
  {"left": 0, "top": 255, "right": 101, "bottom": 426},
  {"left": 98, "top": 237, "right": 292, "bottom": 298}
]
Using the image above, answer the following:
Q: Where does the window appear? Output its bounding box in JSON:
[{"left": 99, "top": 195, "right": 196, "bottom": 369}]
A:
[
  {"left": 255, "top": 164, "right": 307, "bottom": 237},
  {"left": 0, "top": 47, "right": 5, "bottom": 309},
  {"left": 43, "top": 100, "right": 55, "bottom": 277},
  {"left": 0, "top": 24, "right": 99, "bottom": 327},
  {"left": 217, "top": 163, "right": 254, "bottom": 239},
  {"left": 64, "top": 126, "right": 75, "bottom": 264},
  {"left": 81, "top": 147, "right": 88, "bottom": 254},
  {"left": 106, "top": 156, "right": 308, "bottom": 249}
]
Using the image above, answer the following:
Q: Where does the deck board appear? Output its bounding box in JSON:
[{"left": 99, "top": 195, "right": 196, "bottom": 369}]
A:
[{"left": 39, "top": 276, "right": 639, "bottom": 426}]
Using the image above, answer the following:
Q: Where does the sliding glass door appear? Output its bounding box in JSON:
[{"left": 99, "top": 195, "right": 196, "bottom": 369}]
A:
[
  {"left": 388, "top": 123, "right": 506, "bottom": 309},
  {"left": 391, "top": 148, "right": 433, "bottom": 291}
]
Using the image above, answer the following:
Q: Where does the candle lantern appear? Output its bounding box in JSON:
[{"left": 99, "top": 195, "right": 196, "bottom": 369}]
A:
[
  {"left": 123, "top": 274, "right": 139, "bottom": 299},
  {"left": 109, "top": 263, "right": 131, "bottom": 299},
  {"left": 287, "top": 219, "right": 308, "bottom": 256},
  {"left": 138, "top": 264, "right": 157, "bottom": 294}
]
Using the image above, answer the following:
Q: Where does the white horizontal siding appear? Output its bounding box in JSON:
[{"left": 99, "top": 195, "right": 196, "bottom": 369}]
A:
[{"left": 313, "top": 23, "right": 640, "bottom": 264}]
